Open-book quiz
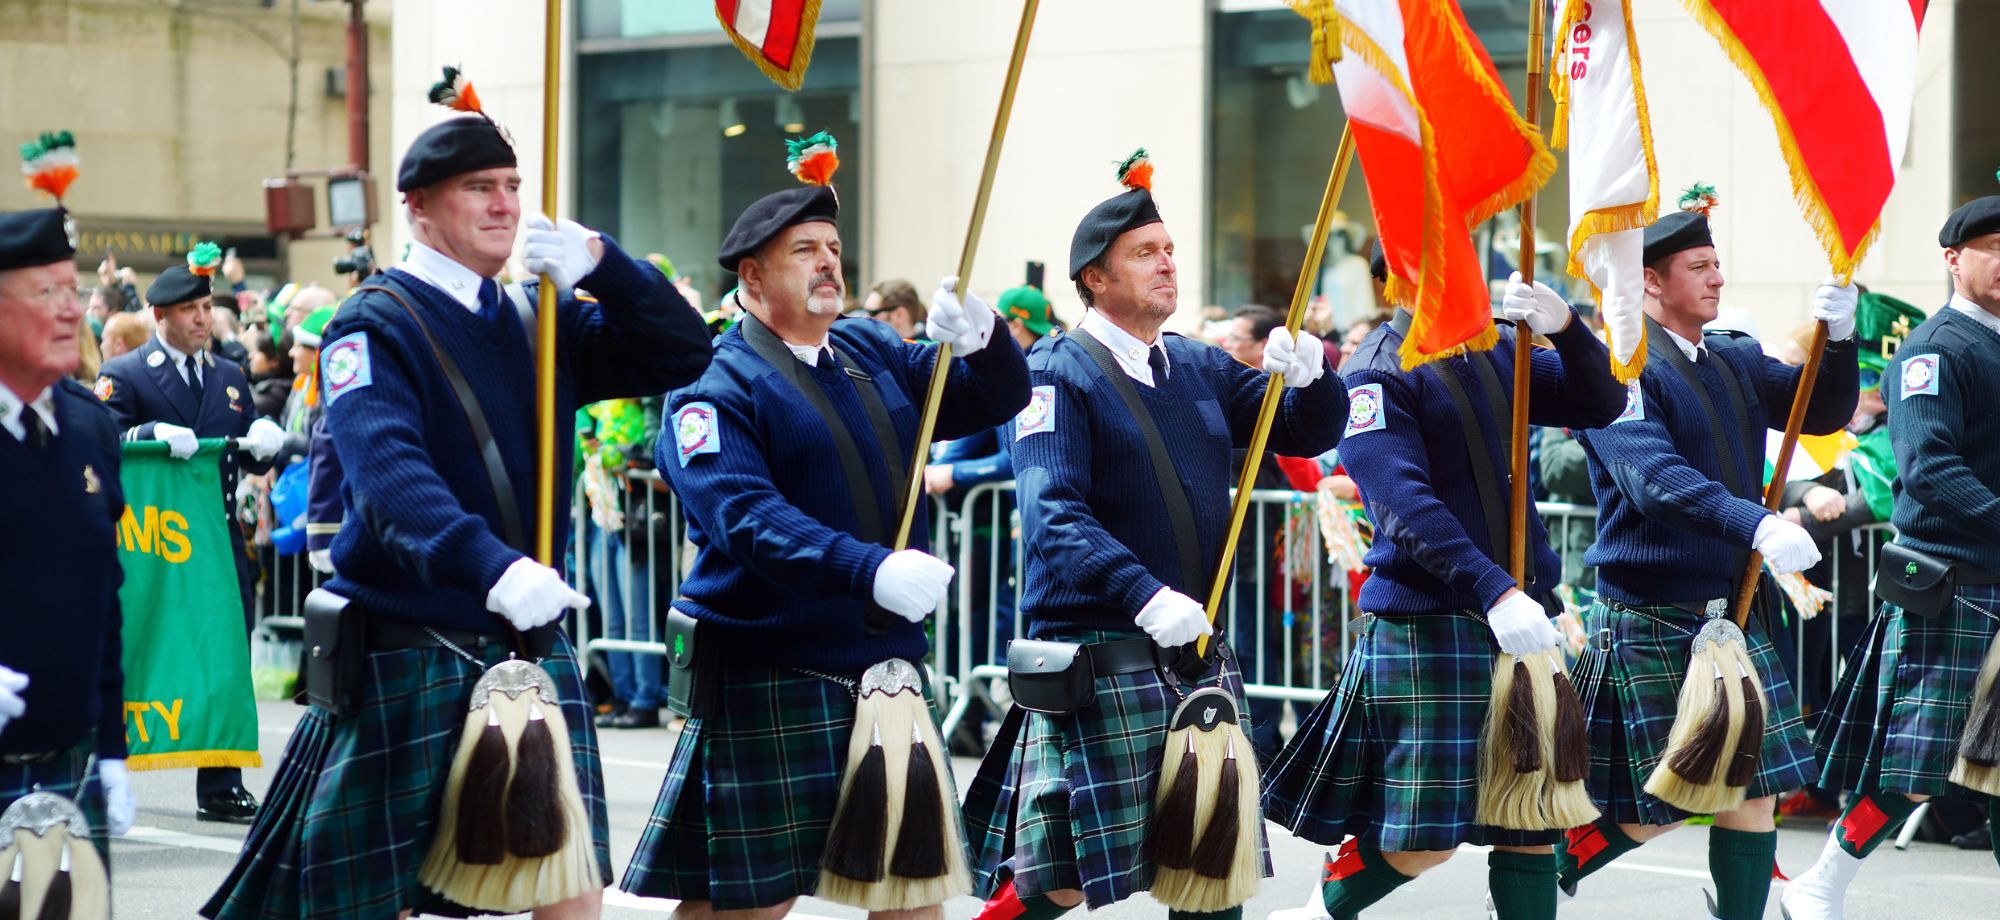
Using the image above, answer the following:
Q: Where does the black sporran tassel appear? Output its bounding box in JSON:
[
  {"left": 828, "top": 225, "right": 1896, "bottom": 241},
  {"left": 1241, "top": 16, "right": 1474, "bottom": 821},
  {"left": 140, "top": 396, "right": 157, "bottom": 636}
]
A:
[
  {"left": 456, "top": 706, "right": 512, "bottom": 865},
  {"left": 1, "top": 850, "right": 23, "bottom": 920},
  {"left": 1505, "top": 659, "right": 1543, "bottom": 773},
  {"left": 1147, "top": 732, "right": 1200, "bottom": 870},
  {"left": 822, "top": 723, "right": 890, "bottom": 883},
  {"left": 1667, "top": 670, "right": 1731, "bottom": 783},
  {"left": 32, "top": 845, "right": 68, "bottom": 920},
  {"left": 1552, "top": 669, "right": 1590, "bottom": 783},
  {"left": 1962, "top": 665, "right": 2000, "bottom": 767},
  {"left": 1726, "top": 674, "right": 1764, "bottom": 788},
  {"left": 889, "top": 724, "right": 949, "bottom": 879},
  {"left": 1189, "top": 737, "right": 1241, "bottom": 879},
  {"left": 505, "top": 702, "right": 568, "bottom": 858}
]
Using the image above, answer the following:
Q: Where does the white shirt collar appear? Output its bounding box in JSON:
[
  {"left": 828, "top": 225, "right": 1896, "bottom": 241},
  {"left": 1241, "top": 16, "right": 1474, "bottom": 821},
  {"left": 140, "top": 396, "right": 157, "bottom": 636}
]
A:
[
  {"left": 1662, "top": 325, "right": 1707, "bottom": 362},
  {"left": 1078, "top": 310, "right": 1170, "bottom": 386},
  {"left": 1949, "top": 293, "right": 2000, "bottom": 336},
  {"left": 0, "top": 381, "right": 57, "bottom": 442},
  {"left": 155, "top": 333, "right": 209, "bottom": 373},
  {"left": 785, "top": 337, "right": 830, "bottom": 368},
  {"left": 399, "top": 242, "right": 493, "bottom": 314}
]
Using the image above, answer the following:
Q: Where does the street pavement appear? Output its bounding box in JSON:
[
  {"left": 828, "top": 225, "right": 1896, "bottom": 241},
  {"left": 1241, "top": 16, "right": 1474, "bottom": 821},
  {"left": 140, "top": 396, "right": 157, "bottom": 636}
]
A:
[{"left": 106, "top": 701, "right": 2000, "bottom": 918}]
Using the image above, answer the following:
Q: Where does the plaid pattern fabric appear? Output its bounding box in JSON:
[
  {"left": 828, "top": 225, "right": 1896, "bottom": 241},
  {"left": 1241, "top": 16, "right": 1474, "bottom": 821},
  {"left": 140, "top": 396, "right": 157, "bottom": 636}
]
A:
[
  {"left": 623, "top": 660, "right": 924, "bottom": 910},
  {"left": 201, "top": 633, "right": 610, "bottom": 920},
  {"left": 1817, "top": 584, "right": 2000, "bottom": 797},
  {"left": 0, "top": 736, "right": 109, "bottom": 864},
  {"left": 1571, "top": 599, "right": 1815, "bottom": 824},
  {"left": 1262, "top": 610, "right": 1559, "bottom": 852},
  {"left": 960, "top": 628, "right": 1268, "bottom": 910}
]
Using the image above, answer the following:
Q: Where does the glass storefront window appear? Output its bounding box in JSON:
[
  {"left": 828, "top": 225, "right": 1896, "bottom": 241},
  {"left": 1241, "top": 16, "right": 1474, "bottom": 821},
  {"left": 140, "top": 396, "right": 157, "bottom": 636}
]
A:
[{"left": 577, "top": 38, "right": 863, "bottom": 307}]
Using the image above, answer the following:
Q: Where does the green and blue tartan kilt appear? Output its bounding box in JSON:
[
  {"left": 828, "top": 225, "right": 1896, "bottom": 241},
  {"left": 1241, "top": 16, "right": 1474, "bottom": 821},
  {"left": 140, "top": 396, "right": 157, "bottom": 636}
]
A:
[
  {"left": 0, "top": 735, "right": 109, "bottom": 864},
  {"left": 621, "top": 657, "right": 960, "bottom": 910},
  {"left": 200, "top": 632, "right": 610, "bottom": 920},
  {"left": 1570, "top": 599, "right": 1815, "bottom": 825},
  {"left": 960, "top": 628, "right": 1271, "bottom": 910},
  {"left": 1816, "top": 584, "right": 2000, "bottom": 797},
  {"left": 1262, "top": 610, "right": 1561, "bottom": 852}
]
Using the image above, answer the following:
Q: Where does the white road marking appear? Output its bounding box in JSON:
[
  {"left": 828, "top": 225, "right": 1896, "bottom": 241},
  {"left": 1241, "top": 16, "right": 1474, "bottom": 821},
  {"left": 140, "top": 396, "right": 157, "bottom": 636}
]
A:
[{"left": 122, "top": 825, "right": 247, "bottom": 854}]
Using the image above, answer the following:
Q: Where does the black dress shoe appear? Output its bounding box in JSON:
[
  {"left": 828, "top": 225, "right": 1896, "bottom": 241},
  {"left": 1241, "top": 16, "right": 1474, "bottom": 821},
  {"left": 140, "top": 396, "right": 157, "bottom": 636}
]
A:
[
  {"left": 607, "top": 707, "right": 660, "bottom": 729},
  {"left": 1952, "top": 824, "right": 1992, "bottom": 850},
  {"left": 197, "top": 787, "right": 260, "bottom": 824},
  {"left": 594, "top": 701, "right": 630, "bottom": 728}
]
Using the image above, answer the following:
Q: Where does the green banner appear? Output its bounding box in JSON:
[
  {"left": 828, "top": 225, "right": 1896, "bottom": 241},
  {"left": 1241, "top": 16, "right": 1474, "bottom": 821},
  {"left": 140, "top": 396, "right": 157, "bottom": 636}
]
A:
[{"left": 116, "top": 440, "right": 261, "bottom": 771}]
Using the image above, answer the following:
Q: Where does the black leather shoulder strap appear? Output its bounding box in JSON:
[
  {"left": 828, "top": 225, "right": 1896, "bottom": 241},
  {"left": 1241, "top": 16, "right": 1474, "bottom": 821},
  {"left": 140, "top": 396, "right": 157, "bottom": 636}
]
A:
[
  {"left": 827, "top": 341, "right": 908, "bottom": 515},
  {"left": 356, "top": 279, "right": 527, "bottom": 552},
  {"left": 1427, "top": 359, "right": 1510, "bottom": 562},
  {"left": 1070, "top": 329, "right": 1207, "bottom": 599},
  {"left": 1646, "top": 318, "right": 1751, "bottom": 497},
  {"left": 738, "top": 314, "right": 888, "bottom": 545}
]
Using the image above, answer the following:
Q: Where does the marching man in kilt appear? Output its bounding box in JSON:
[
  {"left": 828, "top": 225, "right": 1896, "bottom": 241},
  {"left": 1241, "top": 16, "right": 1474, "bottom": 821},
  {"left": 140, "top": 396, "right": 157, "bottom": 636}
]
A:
[
  {"left": 959, "top": 151, "right": 1343, "bottom": 920},
  {"left": 1784, "top": 196, "right": 2000, "bottom": 918},
  {"left": 1560, "top": 192, "right": 1858, "bottom": 919},
  {"left": 1261, "top": 249, "right": 1627, "bottom": 920},
  {"left": 202, "top": 75, "right": 713, "bottom": 919},
  {"left": 618, "top": 134, "right": 1029, "bottom": 918}
]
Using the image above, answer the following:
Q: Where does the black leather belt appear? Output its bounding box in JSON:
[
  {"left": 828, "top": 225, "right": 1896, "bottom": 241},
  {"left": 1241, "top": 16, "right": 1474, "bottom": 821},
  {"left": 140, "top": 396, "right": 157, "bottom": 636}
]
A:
[
  {"left": 1958, "top": 566, "right": 2000, "bottom": 586},
  {"left": 1086, "top": 636, "right": 1174, "bottom": 676}
]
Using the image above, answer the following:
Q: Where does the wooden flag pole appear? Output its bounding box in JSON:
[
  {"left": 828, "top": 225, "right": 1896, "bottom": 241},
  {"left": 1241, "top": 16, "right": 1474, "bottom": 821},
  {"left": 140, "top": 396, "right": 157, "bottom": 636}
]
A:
[
  {"left": 1195, "top": 126, "right": 1358, "bottom": 659},
  {"left": 890, "top": 0, "right": 1040, "bottom": 551},
  {"left": 1507, "top": 0, "right": 1549, "bottom": 586},
  {"left": 533, "top": 0, "right": 563, "bottom": 566},
  {"left": 1730, "top": 320, "right": 1830, "bottom": 627}
]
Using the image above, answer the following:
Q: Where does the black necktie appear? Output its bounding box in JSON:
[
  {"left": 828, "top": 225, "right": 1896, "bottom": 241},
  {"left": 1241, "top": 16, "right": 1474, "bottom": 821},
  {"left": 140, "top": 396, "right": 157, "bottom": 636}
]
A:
[
  {"left": 1147, "top": 346, "right": 1169, "bottom": 384},
  {"left": 20, "top": 408, "right": 49, "bottom": 449},
  {"left": 183, "top": 354, "right": 203, "bottom": 401},
  {"left": 477, "top": 279, "right": 503, "bottom": 324}
]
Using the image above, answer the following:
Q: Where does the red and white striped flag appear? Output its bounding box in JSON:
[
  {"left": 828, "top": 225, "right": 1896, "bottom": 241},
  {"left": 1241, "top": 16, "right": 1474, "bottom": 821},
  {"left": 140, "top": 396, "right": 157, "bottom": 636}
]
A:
[
  {"left": 1680, "top": 1, "right": 1929, "bottom": 278},
  {"left": 716, "top": 0, "right": 820, "bottom": 91},
  {"left": 1330, "top": 0, "right": 1555, "bottom": 369},
  {"left": 1550, "top": 0, "right": 1657, "bottom": 384}
]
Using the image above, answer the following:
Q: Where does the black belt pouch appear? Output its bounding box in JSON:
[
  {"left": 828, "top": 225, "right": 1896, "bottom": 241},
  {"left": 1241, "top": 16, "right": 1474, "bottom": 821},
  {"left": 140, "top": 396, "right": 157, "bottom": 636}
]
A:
[
  {"left": 1876, "top": 542, "right": 1955, "bottom": 620},
  {"left": 1006, "top": 639, "right": 1096, "bottom": 716},
  {"left": 664, "top": 607, "right": 718, "bottom": 719},
  {"left": 303, "top": 588, "right": 364, "bottom": 716}
]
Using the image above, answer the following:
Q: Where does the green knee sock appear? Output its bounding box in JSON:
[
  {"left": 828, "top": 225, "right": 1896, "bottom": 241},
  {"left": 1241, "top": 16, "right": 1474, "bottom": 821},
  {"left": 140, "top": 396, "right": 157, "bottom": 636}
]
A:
[
  {"left": 1707, "top": 828, "right": 1777, "bottom": 920},
  {"left": 1556, "top": 818, "right": 1643, "bottom": 892},
  {"left": 1487, "top": 850, "right": 1557, "bottom": 920},
  {"left": 1168, "top": 909, "right": 1242, "bottom": 920},
  {"left": 1320, "top": 841, "right": 1414, "bottom": 920},
  {"left": 1833, "top": 791, "right": 1921, "bottom": 858}
]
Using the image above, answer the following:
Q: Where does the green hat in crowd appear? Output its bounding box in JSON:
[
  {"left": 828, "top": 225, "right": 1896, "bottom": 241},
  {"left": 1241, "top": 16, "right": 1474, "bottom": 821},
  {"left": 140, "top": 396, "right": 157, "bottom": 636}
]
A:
[
  {"left": 1855, "top": 290, "right": 1927, "bottom": 390},
  {"left": 998, "top": 285, "right": 1052, "bottom": 337},
  {"left": 291, "top": 304, "right": 338, "bottom": 349}
]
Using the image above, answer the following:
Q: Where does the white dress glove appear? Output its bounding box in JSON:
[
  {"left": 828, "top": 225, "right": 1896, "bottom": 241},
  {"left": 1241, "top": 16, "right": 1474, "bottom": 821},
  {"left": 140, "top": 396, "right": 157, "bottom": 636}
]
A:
[
  {"left": 154, "top": 422, "right": 198, "bottom": 459},
  {"left": 0, "top": 666, "right": 26, "bottom": 737},
  {"left": 1135, "top": 587, "right": 1214, "bottom": 649},
  {"left": 522, "top": 214, "right": 602, "bottom": 292},
  {"left": 1501, "top": 272, "right": 1574, "bottom": 335},
  {"left": 307, "top": 549, "right": 335, "bottom": 575},
  {"left": 485, "top": 557, "right": 592, "bottom": 632},
  {"left": 1753, "top": 515, "right": 1823, "bottom": 575},
  {"left": 927, "top": 277, "right": 997, "bottom": 357},
  {"left": 1810, "top": 275, "right": 1859, "bottom": 342},
  {"left": 99, "top": 759, "right": 135, "bottom": 836},
  {"left": 241, "top": 417, "right": 285, "bottom": 461},
  {"left": 1261, "top": 327, "right": 1327, "bottom": 388},
  {"left": 872, "top": 549, "right": 955, "bottom": 623},
  {"left": 1486, "top": 590, "right": 1562, "bottom": 657}
]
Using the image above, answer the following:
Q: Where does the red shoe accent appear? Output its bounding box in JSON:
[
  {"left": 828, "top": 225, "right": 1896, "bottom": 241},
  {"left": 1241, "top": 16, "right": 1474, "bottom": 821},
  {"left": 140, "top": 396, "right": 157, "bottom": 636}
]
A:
[
  {"left": 1838, "top": 796, "right": 1891, "bottom": 849},
  {"left": 977, "top": 879, "right": 1028, "bottom": 920},
  {"left": 1566, "top": 824, "right": 1608, "bottom": 866},
  {"left": 1771, "top": 859, "right": 1788, "bottom": 882},
  {"left": 1327, "top": 838, "right": 1365, "bottom": 882}
]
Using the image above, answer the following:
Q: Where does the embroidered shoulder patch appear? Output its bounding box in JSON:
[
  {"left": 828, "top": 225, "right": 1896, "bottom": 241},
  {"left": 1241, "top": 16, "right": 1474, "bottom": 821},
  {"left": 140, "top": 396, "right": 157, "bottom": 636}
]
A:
[
  {"left": 674, "top": 401, "right": 721, "bottom": 467},
  {"left": 322, "top": 332, "right": 373, "bottom": 404},
  {"left": 1015, "top": 385, "right": 1056, "bottom": 440},
  {"left": 1900, "top": 354, "right": 1940, "bottom": 398},
  {"left": 93, "top": 376, "right": 114, "bottom": 402},
  {"left": 1344, "top": 383, "right": 1387, "bottom": 436},
  {"left": 1612, "top": 381, "right": 1645, "bottom": 424}
]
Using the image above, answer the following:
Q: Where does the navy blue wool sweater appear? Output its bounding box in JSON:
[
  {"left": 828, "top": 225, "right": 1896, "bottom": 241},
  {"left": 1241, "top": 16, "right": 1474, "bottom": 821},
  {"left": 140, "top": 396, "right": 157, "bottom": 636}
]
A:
[
  {"left": 1341, "top": 316, "right": 1627, "bottom": 615},
  {"left": 320, "top": 240, "right": 711, "bottom": 632},
  {"left": 661, "top": 314, "right": 1030, "bottom": 673},
  {"left": 1577, "top": 323, "right": 1856, "bottom": 604},
  {"left": 0, "top": 380, "right": 126, "bottom": 758},
  {"left": 1885, "top": 307, "right": 2000, "bottom": 573},
  {"left": 1013, "top": 331, "right": 1346, "bottom": 638}
]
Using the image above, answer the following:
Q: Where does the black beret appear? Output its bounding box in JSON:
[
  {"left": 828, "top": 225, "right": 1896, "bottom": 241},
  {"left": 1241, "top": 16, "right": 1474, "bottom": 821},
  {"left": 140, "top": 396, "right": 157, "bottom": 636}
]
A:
[
  {"left": 1939, "top": 195, "right": 2000, "bottom": 248},
  {"left": 1068, "top": 189, "right": 1161, "bottom": 280},
  {"left": 396, "top": 116, "right": 517, "bottom": 193},
  {"left": 1369, "top": 240, "right": 1387, "bottom": 283},
  {"left": 1642, "top": 209, "right": 1714, "bottom": 266},
  {"left": 716, "top": 185, "right": 838, "bottom": 271},
  {"left": 0, "top": 208, "right": 75, "bottom": 272},
  {"left": 146, "top": 266, "right": 211, "bottom": 308}
]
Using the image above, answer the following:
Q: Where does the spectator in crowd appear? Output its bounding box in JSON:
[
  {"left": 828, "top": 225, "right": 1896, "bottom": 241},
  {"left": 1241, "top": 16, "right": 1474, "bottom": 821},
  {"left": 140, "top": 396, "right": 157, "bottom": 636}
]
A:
[
  {"left": 1338, "top": 315, "right": 1381, "bottom": 368},
  {"left": 274, "top": 306, "right": 334, "bottom": 467},
  {"left": 998, "top": 282, "right": 1056, "bottom": 352},
  {"left": 1537, "top": 425, "right": 1598, "bottom": 592},
  {"left": 72, "top": 314, "right": 101, "bottom": 383},
  {"left": 98, "top": 311, "right": 149, "bottom": 360},
  {"left": 280, "top": 284, "right": 336, "bottom": 338},
  {"left": 241, "top": 325, "right": 290, "bottom": 419},
  {"left": 580, "top": 398, "right": 661, "bottom": 729},
  {"left": 94, "top": 254, "right": 139, "bottom": 313},
  {"left": 84, "top": 284, "right": 111, "bottom": 338},
  {"left": 860, "top": 277, "right": 927, "bottom": 339},
  {"left": 209, "top": 293, "right": 251, "bottom": 370}
]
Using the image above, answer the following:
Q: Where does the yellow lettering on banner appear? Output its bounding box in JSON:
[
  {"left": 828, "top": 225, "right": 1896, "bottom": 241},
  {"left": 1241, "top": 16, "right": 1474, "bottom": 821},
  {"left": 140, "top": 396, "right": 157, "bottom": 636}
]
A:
[
  {"left": 150, "top": 699, "right": 184, "bottom": 741},
  {"left": 124, "top": 701, "right": 152, "bottom": 743},
  {"left": 120, "top": 504, "right": 155, "bottom": 555},
  {"left": 159, "top": 511, "right": 191, "bottom": 563},
  {"left": 117, "top": 506, "right": 194, "bottom": 564}
]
